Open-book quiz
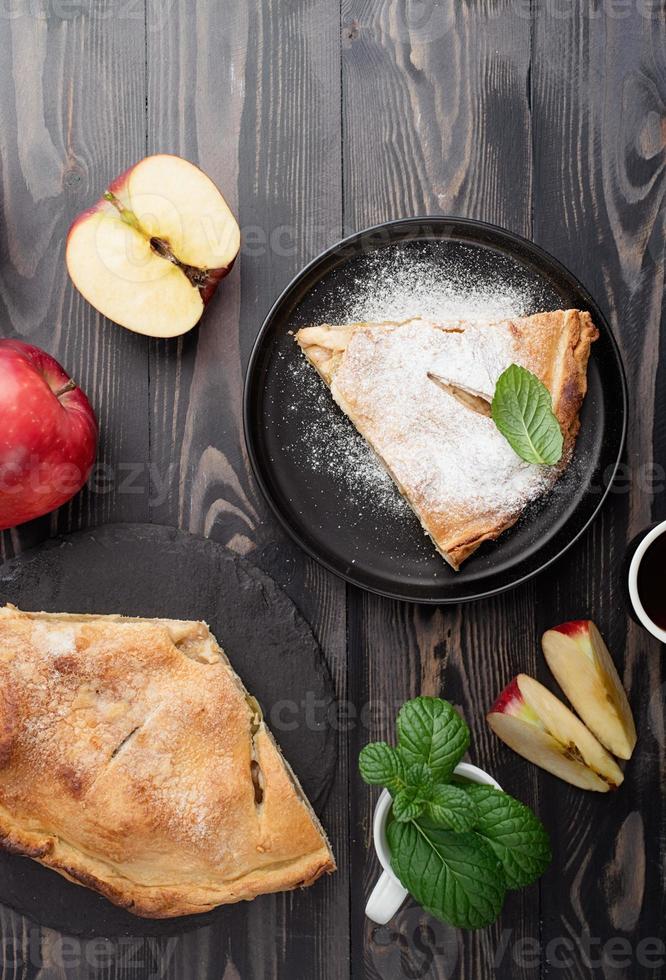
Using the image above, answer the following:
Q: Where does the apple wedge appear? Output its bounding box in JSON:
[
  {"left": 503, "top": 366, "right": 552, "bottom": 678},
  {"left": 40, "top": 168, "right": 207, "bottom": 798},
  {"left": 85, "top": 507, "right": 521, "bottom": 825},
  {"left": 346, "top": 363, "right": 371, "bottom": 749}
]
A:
[
  {"left": 542, "top": 620, "right": 636, "bottom": 760},
  {"left": 66, "top": 154, "right": 240, "bottom": 338},
  {"left": 487, "top": 675, "right": 623, "bottom": 792}
]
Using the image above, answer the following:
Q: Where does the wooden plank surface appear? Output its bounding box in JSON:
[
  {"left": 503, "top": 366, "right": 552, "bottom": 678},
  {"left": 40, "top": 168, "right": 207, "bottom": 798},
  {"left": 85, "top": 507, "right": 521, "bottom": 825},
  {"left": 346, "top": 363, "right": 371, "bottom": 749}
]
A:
[
  {"left": 530, "top": 5, "right": 666, "bottom": 976},
  {"left": 0, "top": 0, "right": 664, "bottom": 977},
  {"left": 0, "top": 3, "right": 151, "bottom": 976},
  {"left": 340, "top": 4, "right": 542, "bottom": 978},
  {"left": 143, "top": 0, "right": 347, "bottom": 977}
]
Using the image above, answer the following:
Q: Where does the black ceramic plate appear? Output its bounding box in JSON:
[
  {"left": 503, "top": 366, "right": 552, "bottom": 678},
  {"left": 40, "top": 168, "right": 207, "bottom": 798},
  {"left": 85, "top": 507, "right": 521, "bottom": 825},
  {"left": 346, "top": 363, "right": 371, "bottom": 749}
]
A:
[
  {"left": 244, "top": 217, "right": 627, "bottom": 603},
  {"left": 0, "top": 524, "right": 336, "bottom": 937}
]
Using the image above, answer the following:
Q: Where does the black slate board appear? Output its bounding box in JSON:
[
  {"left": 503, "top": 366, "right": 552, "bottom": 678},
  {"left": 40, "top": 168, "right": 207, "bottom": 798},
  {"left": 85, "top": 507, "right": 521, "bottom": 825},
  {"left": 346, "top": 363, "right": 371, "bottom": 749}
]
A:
[{"left": 0, "top": 523, "right": 337, "bottom": 937}]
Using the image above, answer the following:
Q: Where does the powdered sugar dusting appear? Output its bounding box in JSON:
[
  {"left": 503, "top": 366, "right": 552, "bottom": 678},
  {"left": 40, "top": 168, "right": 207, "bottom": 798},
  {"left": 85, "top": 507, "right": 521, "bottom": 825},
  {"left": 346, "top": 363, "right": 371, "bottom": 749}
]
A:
[
  {"left": 333, "top": 246, "right": 546, "bottom": 325},
  {"left": 31, "top": 622, "right": 76, "bottom": 657},
  {"left": 283, "top": 356, "right": 408, "bottom": 517},
  {"left": 330, "top": 320, "right": 554, "bottom": 530},
  {"left": 282, "top": 244, "right": 551, "bottom": 524}
]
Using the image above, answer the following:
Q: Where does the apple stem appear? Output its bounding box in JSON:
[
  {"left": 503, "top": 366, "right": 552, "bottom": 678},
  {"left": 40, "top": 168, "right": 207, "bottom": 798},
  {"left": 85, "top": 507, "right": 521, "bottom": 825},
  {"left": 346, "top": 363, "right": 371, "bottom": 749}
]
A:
[
  {"left": 103, "top": 191, "right": 143, "bottom": 234},
  {"left": 55, "top": 379, "right": 77, "bottom": 398},
  {"left": 104, "top": 190, "right": 211, "bottom": 293}
]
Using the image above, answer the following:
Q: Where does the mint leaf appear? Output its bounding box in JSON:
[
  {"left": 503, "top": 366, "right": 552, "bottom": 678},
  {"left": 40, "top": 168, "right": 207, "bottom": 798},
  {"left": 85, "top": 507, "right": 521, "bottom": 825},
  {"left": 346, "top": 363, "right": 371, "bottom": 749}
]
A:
[
  {"left": 397, "top": 697, "right": 470, "bottom": 782},
  {"left": 426, "top": 784, "right": 479, "bottom": 832},
  {"left": 393, "top": 788, "right": 425, "bottom": 822},
  {"left": 359, "top": 742, "right": 405, "bottom": 792},
  {"left": 491, "top": 364, "right": 563, "bottom": 465},
  {"left": 387, "top": 819, "right": 505, "bottom": 929},
  {"left": 393, "top": 765, "right": 436, "bottom": 822},
  {"left": 404, "top": 762, "right": 434, "bottom": 798},
  {"left": 464, "top": 785, "right": 552, "bottom": 890}
]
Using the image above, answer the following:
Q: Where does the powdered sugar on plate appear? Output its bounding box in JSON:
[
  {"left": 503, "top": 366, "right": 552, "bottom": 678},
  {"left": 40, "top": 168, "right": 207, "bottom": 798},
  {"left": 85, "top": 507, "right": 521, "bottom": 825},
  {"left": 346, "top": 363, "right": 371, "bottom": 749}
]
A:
[
  {"left": 332, "top": 245, "right": 547, "bottom": 325},
  {"left": 281, "top": 243, "right": 551, "bottom": 521},
  {"left": 282, "top": 355, "right": 409, "bottom": 518}
]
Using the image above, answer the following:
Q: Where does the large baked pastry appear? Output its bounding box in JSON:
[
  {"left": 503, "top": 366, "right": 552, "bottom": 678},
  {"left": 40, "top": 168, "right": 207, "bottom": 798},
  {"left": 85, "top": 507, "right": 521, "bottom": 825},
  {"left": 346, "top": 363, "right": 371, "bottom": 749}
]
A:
[
  {"left": 296, "top": 310, "right": 598, "bottom": 569},
  {"left": 0, "top": 604, "right": 335, "bottom": 917}
]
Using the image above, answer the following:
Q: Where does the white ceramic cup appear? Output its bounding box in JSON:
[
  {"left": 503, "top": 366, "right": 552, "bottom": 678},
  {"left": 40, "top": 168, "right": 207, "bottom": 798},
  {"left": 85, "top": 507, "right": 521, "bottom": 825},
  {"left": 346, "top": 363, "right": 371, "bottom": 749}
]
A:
[
  {"left": 365, "top": 761, "right": 502, "bottom": 925},
  {"left": 628, "top": 519, "right": 666, "bottom": 643}
]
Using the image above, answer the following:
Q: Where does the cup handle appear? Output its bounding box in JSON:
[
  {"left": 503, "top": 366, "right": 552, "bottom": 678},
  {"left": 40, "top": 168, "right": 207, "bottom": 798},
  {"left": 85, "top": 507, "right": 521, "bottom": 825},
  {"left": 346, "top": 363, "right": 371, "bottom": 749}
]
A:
[{"left": 365, "top": 870, "right": 409, "bottom": 924}]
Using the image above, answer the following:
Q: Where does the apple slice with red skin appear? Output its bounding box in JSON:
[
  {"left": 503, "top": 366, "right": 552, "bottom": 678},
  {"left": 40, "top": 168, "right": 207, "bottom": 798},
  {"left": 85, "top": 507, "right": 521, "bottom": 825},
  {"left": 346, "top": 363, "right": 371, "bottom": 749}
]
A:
[
  {"left": 487, "top": 674, "right": 624, "bottom": 792},
  {"left": 66, "top": 154, "right": 240, "bottom": 338},
  {"left": 542, "top": 620, "right": 636, "bottom": 760},
  {"left": 0, "top": 340, "right": 98, "bottom": 530}
]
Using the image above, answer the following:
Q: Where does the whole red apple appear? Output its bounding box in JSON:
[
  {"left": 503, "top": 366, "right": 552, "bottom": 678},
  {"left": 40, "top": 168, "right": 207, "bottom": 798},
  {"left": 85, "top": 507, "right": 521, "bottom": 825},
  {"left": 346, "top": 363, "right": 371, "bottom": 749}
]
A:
[{"left": 0, "top": 340, "right": 98, "bottom": 530}]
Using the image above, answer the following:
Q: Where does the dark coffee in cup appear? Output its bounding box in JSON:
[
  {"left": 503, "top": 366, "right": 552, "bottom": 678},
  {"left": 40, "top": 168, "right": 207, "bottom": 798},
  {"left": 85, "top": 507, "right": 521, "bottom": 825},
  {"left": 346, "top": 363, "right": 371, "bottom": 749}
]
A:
[
  {"left": 636, "top": 534, "right": 666, "bottom": 631},
  {"left": 628, "top": 521, "right": 666, "bottom": 642}
]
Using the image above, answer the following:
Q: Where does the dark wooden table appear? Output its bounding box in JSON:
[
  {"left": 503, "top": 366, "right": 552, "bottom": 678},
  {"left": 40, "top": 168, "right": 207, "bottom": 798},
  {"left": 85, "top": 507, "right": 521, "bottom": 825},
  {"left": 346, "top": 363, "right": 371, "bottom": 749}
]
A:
[{"left": 1, "top": 1, "right": 665, "bottom": 977}]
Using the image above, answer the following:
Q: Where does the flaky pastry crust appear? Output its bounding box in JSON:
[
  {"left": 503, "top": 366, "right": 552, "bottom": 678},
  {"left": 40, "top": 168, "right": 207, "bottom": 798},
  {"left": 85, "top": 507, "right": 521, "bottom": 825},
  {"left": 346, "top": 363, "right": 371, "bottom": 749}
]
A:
[
  {"left": 296, "top": 311, "right": 598, "bottom": 569},
  {"left": 0, "top": 605, "right": 335, "bottom": 917}
]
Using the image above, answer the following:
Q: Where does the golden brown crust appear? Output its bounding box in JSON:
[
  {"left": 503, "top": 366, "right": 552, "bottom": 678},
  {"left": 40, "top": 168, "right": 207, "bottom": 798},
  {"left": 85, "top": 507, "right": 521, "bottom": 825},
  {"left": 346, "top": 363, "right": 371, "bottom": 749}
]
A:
[
  {"left": 0, "top": 605, "right": 335, "bottom": 918},
  {"left": 433, "top": 310, "right": 599, "bottom": 568},
  {"left": 505, "top": 310, "right": 598, "bottom": 453},
  {"left": 296, "top": 311, "right": 598, "bottom": 570}
]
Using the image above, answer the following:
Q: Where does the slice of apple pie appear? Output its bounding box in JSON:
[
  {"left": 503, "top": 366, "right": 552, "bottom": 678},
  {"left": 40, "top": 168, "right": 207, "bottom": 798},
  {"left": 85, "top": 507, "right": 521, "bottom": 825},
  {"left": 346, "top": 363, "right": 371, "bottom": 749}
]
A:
[
  {"left": 296, "top": 310, "right": 598, "bottom": 569},
  {"left": 0, "top": 604, "right": 335, "bottom": 917}
]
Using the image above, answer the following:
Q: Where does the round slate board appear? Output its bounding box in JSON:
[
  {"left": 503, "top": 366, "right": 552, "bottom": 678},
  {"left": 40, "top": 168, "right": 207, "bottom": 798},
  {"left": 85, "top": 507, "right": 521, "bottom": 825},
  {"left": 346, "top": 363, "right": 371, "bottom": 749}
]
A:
[{"left": 0, "top": 523, "right": 337, "bottom": 937}]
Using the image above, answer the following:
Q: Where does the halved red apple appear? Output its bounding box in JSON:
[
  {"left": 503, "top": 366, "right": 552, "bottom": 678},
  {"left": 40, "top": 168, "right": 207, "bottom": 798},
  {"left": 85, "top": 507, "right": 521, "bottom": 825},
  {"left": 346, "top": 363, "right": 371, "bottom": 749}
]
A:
[
  {"left": 487, "top": 674, "right": 623, "bottom": 792},
  {"left": 542, "top": 620, "right": 636, "bottom": 760},
  {"left": 66, "top": 154, "right": 240, "bottom": 338}
]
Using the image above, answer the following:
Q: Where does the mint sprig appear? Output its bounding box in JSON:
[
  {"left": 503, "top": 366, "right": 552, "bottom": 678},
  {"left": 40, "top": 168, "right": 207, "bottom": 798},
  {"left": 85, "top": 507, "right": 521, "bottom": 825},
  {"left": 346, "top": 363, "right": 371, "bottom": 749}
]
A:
[
  {"left": 463, "top": 784, "right": 552, "bottom": 890},
  {"left": 427, "top": 784, "right": 479, "bottom": 832},
  {"left": 491, "top": 363, "right": 564, "bottom": 465},
  {"left": 358, "top": 742, "right": 405, "bottom": 793},
  {"left": 392, "top": 764, "right": 435, "bottom": 822},
  {"left": 393, "top": 787, "right": 426, "bottom": 822},
  {"left": 397, "top": 696, "right": 470, "bottom": 782},
  {"left": 387, "top": 821, "right": 505, "bottom": 929},
  {"left": 359, "top": 696, "right": 551, "bottom": 930}
]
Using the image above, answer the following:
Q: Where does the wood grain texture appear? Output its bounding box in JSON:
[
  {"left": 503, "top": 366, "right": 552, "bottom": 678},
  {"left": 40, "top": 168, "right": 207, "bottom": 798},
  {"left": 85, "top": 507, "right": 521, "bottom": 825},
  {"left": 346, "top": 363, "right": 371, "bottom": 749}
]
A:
[
  {"left": 142, "top": 1, "right": 348, "bottom": 978},
  {"left": 341, "top": 0, "right": 534, "bottom": 230},
  {"left": 0, "top": 3, "right": 151, "bottom": 977},
  {"left": 0, "top": 0, "right": 663, "bottom": 977},
  {"left": 341, "top": 3, "right": 544, "bottom": 978},
  {"left": 0, "top": 1, "right": 151, "bottom": 541},
  {"left": 531, "top": 3, "right": 666, "bottom": 976}
]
